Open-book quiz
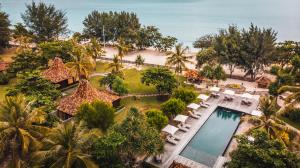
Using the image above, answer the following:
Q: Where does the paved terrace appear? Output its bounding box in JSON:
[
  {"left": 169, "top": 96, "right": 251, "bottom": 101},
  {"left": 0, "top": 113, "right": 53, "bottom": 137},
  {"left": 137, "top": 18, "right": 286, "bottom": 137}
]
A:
[{"left": 146, "top": 93, "right": 260, "bottom": 168}]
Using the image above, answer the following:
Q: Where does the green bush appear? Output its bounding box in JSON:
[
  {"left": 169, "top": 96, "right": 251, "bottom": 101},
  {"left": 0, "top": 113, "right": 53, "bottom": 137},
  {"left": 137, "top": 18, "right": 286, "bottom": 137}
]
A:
[
  {"left": 270, "top": 65, "right": 280, "bottom": 75},
  {"left": 146, "top": 109, "right": 168, "bottom": 130},
  {"left": 283, "top": 106, "right": 300, "bottom": 122},
  {"left": 172, "top": 87, "right": 196, "bottom": 104},
  {"left": 161, "top": 98, "right": 185, "bottom": 118},
  {"left": 0, "top": 72, "right": 9, "bottom": 85},
  {"left": 112, "top": 76, "right": 128, "bottom": 96}
]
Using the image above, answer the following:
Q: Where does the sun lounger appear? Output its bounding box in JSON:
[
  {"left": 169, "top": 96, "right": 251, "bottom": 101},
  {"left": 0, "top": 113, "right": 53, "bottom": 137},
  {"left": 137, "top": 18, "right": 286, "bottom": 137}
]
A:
[
  {"left": 203, "top": 102, "right": 211, "bottom": 106},
  {"left": 181, "top": 123, "right": 191, "bottom": 129},
  {"left": 168, "top": 134, "right": 181, "bottom": 141},
  {"left": 154, "top": 154, "right": 163, "bottom": 163},
  {"left": 199, "top": 102, "right": 209, "bottom": 108},
  {"left": 166, "top": 136, "right": 178, "bottom": 145},
  {"left": 177, "top": 124, "right": 189, "bottom": 132},
  {"left": 188, "top": 111, "right": 200, "bottom": 119}
]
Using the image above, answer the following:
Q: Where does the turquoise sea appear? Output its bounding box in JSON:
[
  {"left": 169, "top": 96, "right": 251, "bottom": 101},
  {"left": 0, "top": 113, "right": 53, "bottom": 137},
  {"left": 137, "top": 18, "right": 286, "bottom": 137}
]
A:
[{"left": 1, "top": 0, "right": 300, "bottom": 46}]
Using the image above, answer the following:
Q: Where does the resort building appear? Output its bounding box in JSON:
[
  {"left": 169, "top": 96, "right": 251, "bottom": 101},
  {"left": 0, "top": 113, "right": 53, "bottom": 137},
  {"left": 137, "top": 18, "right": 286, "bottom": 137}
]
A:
[
  {"left": 41, "top": 57, "right": 78, "bottom": 88},
  {"left": 0, "top": 61, "right": 10, "bottom": 72},
  {"left": 256, "top": 76, "right": 272, "bottom": 88},
  {"left": 57, "top": 80, "right": 120, "bottom": 120}
]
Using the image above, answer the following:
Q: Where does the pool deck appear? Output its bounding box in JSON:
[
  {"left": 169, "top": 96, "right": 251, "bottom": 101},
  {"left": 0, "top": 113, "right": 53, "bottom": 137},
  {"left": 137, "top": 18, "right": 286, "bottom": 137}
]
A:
[{"left": 145, "top": 93, "right": 260, "bottom": 168}]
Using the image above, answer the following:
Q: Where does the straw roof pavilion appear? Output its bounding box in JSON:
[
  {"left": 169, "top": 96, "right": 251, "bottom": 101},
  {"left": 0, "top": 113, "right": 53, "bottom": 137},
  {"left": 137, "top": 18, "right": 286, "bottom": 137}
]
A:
[
  {"left": 57, "top": 80, "right": 120, "bottom": 118},
  {"left": 256, "top": 76, "right": 272, "bottom": 88},
  {"left": 41, "top": 57, "right": 74, "bottom": 83}
]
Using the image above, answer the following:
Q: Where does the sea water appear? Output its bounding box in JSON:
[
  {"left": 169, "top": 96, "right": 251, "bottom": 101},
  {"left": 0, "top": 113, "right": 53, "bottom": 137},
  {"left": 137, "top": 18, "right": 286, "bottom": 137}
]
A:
[{"left": 1, "top": 0, "right": 300, "bottom": 46}]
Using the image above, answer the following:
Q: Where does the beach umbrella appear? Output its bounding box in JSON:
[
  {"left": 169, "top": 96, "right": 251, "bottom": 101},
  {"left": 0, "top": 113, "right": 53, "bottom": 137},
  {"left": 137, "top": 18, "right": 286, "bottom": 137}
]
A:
[
  {"left": 174, "top": 114, "right": 189, "bottom": 123},
  {"left": 197, "top": 94, "right": 210, "bottom": 101},
  {"left": 162, "top": 124, "right": 178, "bottom": 136},
  {"left": 187, "top": 103, "right": 200, "bottom": 110},
  {"left": 210, "top": 86, "right": 220, "bottom": 92},
  {"left": 223, "top": 89, "right": 235, "bottom": 96}
]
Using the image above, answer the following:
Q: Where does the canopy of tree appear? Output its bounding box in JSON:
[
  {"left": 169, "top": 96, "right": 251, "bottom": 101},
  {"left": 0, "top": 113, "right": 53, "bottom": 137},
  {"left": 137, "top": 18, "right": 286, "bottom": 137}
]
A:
[{"left": 0, "top": 9, "right": 10, "bottom": 53}]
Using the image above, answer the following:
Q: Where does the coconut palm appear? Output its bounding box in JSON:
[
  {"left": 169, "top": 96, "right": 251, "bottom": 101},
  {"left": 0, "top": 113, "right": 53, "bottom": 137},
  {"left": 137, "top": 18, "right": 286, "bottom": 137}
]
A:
[
  {"left": 66, "top": 50, "right": 94, "bottom": 80},
  {"left": 108, "top": 55, "right": 122, "bottom": 73},
  {"left": 33, "top": 121, "right": 99, "bottom": 168},
  {"left": 115, "top": 38, "right": 129, "bottom": 65},
  {"left": 135, "top": 54, "right": 145, "bottom": 68},
  {"left": 86, "top": 38, "right": 105, "bottom": 62},
  {"left": 278, "top": 85, "right": 300, "bottom": 105},
  {"left": 166, "top": 43, "right": 193, "bottom": 74},
  {"left": 248, "top": 96, "right": 289, "bottom": 145},
  {"left": 0, "top": 95, "right": 48, "bottom": 168}
]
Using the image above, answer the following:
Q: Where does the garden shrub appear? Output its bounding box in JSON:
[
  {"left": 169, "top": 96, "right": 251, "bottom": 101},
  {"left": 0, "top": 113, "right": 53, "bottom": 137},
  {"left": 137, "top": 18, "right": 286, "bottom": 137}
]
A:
[{"left": 0, "top": 72, "right": 9, "bottom": 85}]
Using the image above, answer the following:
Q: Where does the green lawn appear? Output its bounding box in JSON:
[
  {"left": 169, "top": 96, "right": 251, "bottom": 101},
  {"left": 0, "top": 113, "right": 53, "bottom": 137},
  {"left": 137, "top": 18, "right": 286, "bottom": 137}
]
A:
[
  {"left": 89, "top": 76, "right": 104, "bottom": 90},
  {"left": 95, "top": 62, "right": 113, "bottom": 73},
  {"left": 123, "top": 69, "right": 157, "bottom": 94},
  {"left": 115, "top": 96, "right": 168, "bottom": 123},
  {"left": 278, "top": 116, "right": 300, "bottom": 130}
]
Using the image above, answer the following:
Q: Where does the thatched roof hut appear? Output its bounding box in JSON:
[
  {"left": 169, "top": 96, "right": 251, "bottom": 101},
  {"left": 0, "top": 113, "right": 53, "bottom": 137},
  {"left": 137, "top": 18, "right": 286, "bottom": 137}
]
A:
[
  {"left": 57, "top": 80, "right": 120, "bottom": 119},
  {"left": 184, "top": 70, "right": 203, "bottom": 83},
  {"left": 256, "top": 76, "right": 272, "bottom": 88},
  {"left": 41, "top": 57, "right": 74, "bottom": 84}
]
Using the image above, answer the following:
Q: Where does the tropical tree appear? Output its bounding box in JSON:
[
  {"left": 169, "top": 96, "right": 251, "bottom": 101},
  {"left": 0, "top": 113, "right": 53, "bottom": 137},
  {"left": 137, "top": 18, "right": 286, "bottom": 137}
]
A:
[
  {"left": 213, "top": 64, "right": 227, "bottom": 86},
  {"left": 155, "top": 36, "right": 177, "bottom": 52},
  {"left": 172, "top": 87, "right": 197, "bottom": 104},
  {"left": 86, "top": 37, "right": 105, "bottom": 63},
  {"left": 227, "top": 130, "right": 300, "bottom": 168},
  {"left": 108, "top": 55, "right": 122, "bottom": 73},
  {"left": 0, "top": 95, "right": 48, "bottom": 168},
  {"left": 248, "top": 96, "right": 289, "bottom": 145},
  {"left": 33, "top": 121, "right": 99, "bottom": 168},
  {"left": 195, "top": 47, "right": 217, "bottom": 69},
  {"left": 66, "top": 41, "right": 94, "bottom": 80},
  {"left": 193, "top": 34, "right": 214, "bottom": 49},
  {"left": 77, "top": 100, "right": 115, "bottom": 132},
  {"left": 146, "top": 109, "right": 168, "bottom": 131},
  {"left": 166, "top": 43, "right": 193, "bottom": 74},
  {"left": 116, "top": 38, "right": 130, "bottom": 65},
  {"left": 136, "top": 26, "right": 161, "bottom": 50},
  {"left": 161, "top": 98, "right": 186, "bottom": 118},
  {"left": 278, "top": 85, "right": 300, "bottom": 105},
  {"left": 0, "top": 9, "right": 10, "bottom": 53},
  {"left": 141, "top": 67, "right": 177, "bottom": 93},
  {"left": 135, "top": 54, "right": 145, "bottom": 68},
  {"left": 21, "top": 2, "right": 68, "bottom": 42},
  {"left": 111, "top": 76, "right": 128, "bottom": 96}
]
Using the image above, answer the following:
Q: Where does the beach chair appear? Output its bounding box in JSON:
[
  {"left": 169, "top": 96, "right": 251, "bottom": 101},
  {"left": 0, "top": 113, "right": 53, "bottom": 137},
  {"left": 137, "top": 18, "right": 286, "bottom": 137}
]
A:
[
  {"left": 166, "top": 136, "right": 178, "bottom": 145},
  {"left": 199, "top": 102, "right": 209, "bottom": 108},
  {"left": 154, "top": 154, "right": 163, "bottom": 163},
  {"left": 177, "top": 124, "right": 189, "bottom": 132},
  {"left": 203, "top": 102, "right": 211, "bottom": 106},
  {"left": 168, "top": 134, "right": 181, "bottom": 141},
  {"left": 182, "top": 123, "right": 191, "bottom": 129},
  {"left": 188, "top": 111, "right": 200, "bottom": 119}
]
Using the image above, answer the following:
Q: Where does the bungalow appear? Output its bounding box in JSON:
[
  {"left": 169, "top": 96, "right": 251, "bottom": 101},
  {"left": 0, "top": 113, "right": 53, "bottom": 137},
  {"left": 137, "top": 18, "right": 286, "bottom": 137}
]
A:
[
  {"left": 41, "top": 57, "right": 78, "bottom": 88},
  {"left": 57, "top": 80, "right": 120, "bottom": 120}
]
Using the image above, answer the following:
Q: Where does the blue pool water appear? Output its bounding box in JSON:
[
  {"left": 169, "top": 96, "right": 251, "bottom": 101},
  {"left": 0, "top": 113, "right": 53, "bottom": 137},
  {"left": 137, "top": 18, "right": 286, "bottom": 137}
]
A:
[
  {"left": 180, "top": 107, "right": 241, "bottom": 167},
  {"left": 1, "top": 0, "right": 300, "bottom": 47}
]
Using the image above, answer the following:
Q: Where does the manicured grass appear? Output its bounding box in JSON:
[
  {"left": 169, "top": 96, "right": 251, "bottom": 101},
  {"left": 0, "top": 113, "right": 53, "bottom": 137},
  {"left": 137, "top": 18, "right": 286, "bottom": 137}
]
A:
[
  {"left": 123, "top": 68, "right": 157, "bottom": 94},
  {"left": 278, "top": 116, "right": 300, "bottom": 130},
  {"left": 89, "top": 76, "right": 104, "bottom": 90},
  {"left": 0, "top": 48, "right": 16, "bottom": 62},
  {"left": 115, "top": 96, "right": 168, "bottom": 123},
  {"left": 0, "top": 78, "right": 18, "bottom": 102},
  {"left": 95, "top": 62, "right": 113, "bottom": 73}
]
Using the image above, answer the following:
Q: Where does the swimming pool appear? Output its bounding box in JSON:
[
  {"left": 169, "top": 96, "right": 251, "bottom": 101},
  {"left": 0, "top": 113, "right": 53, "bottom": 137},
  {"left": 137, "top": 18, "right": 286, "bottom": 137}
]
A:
[{"left": 180, "top": 107, "right": 241, "bottom": 167}]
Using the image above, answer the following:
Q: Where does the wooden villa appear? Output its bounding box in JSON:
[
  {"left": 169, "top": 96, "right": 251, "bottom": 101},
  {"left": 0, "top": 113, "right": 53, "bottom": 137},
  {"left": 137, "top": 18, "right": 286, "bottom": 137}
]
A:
[
  {"left": 256, "top": 76, "right": 272, "bottom": 88},
  {"left": 57, "top": 80, "right": 120, "bottom": 120},
  {"left": 41, "top": 57, "right": 78, "bottom": 88}
]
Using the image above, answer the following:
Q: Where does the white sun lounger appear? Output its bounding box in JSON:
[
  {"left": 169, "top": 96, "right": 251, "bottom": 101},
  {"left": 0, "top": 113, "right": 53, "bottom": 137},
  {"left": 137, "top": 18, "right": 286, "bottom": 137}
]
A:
[
  {"left": 168, "top": 134, "right": 181, "bottom": 141},
  {"left": 199, "top": 103, "right": 209, "bottom": 108},
  {"left": 166, "top": 136, "right": 178, "bottom": 145},
  {"left": 177, "top": 124, "right": 189, "bottom": 132},
  {"left": 188, "top": 111, "right": 200, "bottom": 119},
  {"left": 182, "top": 123, "right": 191, "bottom": 129}
]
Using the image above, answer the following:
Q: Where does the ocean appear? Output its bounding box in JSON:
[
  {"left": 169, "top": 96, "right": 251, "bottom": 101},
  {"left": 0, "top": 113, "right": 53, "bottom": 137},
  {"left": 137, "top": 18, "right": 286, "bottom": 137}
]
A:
[{"left": 1, "top": 0, "right": 300, "bottom": 46}]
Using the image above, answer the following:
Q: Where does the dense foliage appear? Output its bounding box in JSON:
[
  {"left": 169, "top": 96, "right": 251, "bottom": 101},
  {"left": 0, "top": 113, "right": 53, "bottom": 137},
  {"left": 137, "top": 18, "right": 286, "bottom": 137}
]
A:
[
  {"left": 92, "top": 108, "right": 164, "bottom": 167},
  {"left": 161, "top": 98, "right": 186, "bottom": 118},
  {"left": 0, "top": 9, "right": 10, "bottom": 53},
  {"left": 21, "top": 2, "right": 68, "bottom": 42},
  {"left": 227, "top": 131, "right": 300, "bottom": 168},
  {"left": 141, "top": 67, "right": 177, "bottom": 93},
  {"left": 282, "top": 105, "right": 300, "bottom": 122},
  {"left": 111, "top": 76, "right": 128, "bottom": 96},
  {"left": 77, "top": 100, "right": 115, "bottom": 132},
  {"left": 172, "top": 87, "right": 196, "bottom": 104},
  {"left": 146, "top": 109, "right": 169, "bottom": 131}
]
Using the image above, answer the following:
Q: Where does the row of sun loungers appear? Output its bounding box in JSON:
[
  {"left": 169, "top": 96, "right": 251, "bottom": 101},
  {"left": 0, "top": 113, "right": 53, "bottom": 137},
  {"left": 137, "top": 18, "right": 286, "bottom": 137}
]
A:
[
  {"left": 241, "top": 99, "right": 252, "bottom": 106},
  {"left": 224, "top": 95, "right": 234, "bottom": 101}
]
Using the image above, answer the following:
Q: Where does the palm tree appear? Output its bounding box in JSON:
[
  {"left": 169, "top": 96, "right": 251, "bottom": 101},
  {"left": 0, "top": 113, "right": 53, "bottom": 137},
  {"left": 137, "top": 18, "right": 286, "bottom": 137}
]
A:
[
  {"left": 108, "top": 55, "right": 122, "bottom": 73},
  {"left": 33, "top": 121, "right": 99, "bottom": 168},
  {"left": 278, "top": 85, "right": 300, "bottom": 105},
  {"left": 0, "top": 95, "right": 48, "bottom": 168},
  {"left": 248, "top": 96, "right": 289, "bottom": 145},
  {"left": 135, "top": 54, "right": 145, "bottom": 68},
  {"left": 115, "top": 38, "right": 129, "bottom": 66},
  {"left": 86, "top": 38, "right": 105, "bottom": 62},
  {"left": 67, "top": 47, "right": 94, "bottom": 80},
  {"left": 165, "top": 43, "right": 193, "bottom": 75}
]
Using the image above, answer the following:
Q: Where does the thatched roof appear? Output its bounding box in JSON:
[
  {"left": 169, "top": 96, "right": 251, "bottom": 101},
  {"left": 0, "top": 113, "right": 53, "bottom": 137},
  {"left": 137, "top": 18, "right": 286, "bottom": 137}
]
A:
[
  {"left": 57, "top": 80, "right": 120, "bottom": 116},
  {"left": 184, "top": 70, "right": 203, "bottom": 80},
  {"left": 256, "top": 76, "right": 271, "bottom": 84},
  {"left": 41, "top": 57, "right": 73, "bottom": 83}
]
